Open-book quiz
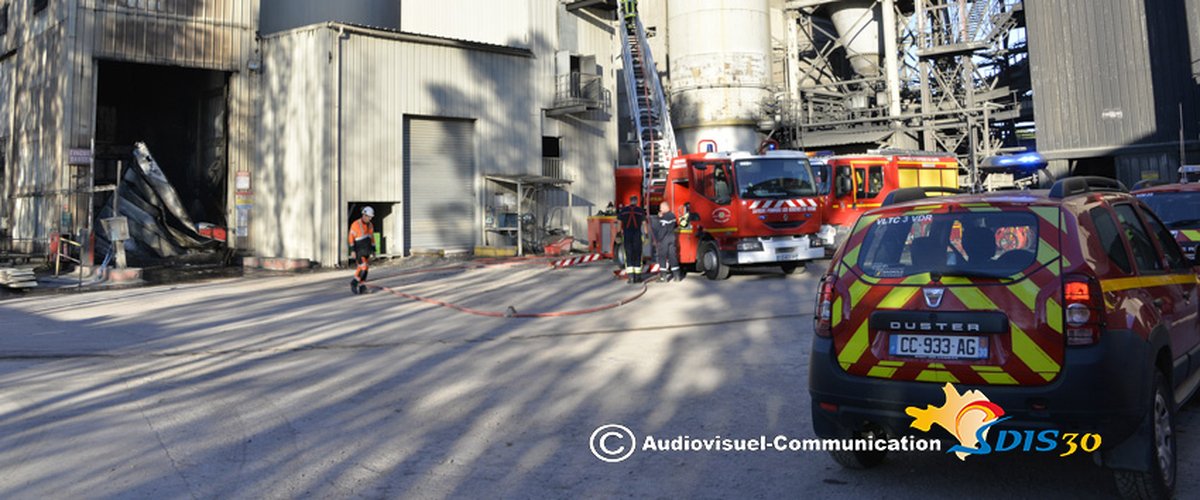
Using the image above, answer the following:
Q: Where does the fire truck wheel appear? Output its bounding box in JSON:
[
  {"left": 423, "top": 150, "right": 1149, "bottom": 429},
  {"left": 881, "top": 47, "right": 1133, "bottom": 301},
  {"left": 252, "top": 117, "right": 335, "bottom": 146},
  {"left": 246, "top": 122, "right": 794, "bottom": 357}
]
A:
[
  {"left": 780, "top": 263, "right": 802, "bottom": 275},
  {"left": 699, "top": 241, "right": 730, "bottom": 281}
]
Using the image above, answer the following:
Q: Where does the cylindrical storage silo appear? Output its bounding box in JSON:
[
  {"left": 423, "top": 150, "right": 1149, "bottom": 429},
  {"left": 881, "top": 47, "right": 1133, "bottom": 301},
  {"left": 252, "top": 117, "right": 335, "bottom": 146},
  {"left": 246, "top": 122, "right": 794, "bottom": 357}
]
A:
[
  {"left": 668, "top": 0, "right": 771, "bottom": 153},
  {"left": 828, "top": 0, "right": 882, "bottom": 78}
]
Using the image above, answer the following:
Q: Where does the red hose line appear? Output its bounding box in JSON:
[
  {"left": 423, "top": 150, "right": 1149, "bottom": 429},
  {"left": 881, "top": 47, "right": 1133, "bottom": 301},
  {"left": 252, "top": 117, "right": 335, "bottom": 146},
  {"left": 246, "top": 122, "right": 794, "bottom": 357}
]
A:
[
  {"left": 366, "top": 281, "right": 648, "bottom": 318},
  {"left": 358, "top": 256, "right": 641, "bottom": 318}
]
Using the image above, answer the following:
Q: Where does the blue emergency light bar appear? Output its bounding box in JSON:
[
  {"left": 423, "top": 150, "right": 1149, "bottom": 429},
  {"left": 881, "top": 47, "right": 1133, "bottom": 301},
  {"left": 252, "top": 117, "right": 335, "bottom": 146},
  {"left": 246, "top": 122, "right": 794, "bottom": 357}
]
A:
[{"left": 981, "top": 152, "right": 1047, "bottom": 173}]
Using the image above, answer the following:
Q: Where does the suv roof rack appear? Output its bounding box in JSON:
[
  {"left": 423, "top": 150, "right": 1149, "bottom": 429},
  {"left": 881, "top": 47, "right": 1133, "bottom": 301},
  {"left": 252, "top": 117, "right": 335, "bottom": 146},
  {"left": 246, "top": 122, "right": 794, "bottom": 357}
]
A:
[
  {"left": 881, "top": 186, "right": 965, "bottom": 206},
  {"left": 1048, "top": 176, "right": 1127, "bottom": 199}
]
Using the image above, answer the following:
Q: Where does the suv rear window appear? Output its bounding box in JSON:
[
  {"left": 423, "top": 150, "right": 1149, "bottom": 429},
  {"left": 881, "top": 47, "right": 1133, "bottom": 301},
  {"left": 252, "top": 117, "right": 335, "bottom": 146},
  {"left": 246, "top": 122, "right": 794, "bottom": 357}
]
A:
[{"left": 857, "top": 211, "right": 1040, "bottom": 279}]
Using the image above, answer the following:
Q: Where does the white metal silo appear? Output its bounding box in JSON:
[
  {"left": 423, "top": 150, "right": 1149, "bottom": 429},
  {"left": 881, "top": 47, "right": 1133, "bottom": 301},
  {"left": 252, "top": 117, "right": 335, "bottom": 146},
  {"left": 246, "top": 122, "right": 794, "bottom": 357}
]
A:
[
  {"left": 667, "top": 0, "right": 772, "bottom": 153},
  {"left": 828, "top": 0, "right": 882, "bottom": 78}
]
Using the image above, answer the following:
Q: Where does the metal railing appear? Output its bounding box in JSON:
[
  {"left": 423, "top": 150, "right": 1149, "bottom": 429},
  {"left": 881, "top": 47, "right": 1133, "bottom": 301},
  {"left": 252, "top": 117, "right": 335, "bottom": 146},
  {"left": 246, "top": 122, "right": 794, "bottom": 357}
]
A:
[
  {"left": 542, "top": 158, "right": 564, "bottom": 179},
  {"left": 552, "top": 73, "right": 611, "bottom": 113}
]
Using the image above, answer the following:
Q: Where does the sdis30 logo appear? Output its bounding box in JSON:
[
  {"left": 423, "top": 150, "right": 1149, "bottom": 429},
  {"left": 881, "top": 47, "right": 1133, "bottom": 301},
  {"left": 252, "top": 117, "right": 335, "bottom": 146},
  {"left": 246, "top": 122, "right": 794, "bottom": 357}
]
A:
[{"left": 905, "top": 383, "right": 1102, "bottom": 460}]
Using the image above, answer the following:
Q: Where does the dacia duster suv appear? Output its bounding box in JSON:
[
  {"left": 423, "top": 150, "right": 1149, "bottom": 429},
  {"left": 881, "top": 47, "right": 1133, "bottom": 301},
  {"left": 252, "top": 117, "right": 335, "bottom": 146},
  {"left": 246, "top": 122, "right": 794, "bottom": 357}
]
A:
[{"left": 809, "top": 177, "right": 1200, "bottom": 499}]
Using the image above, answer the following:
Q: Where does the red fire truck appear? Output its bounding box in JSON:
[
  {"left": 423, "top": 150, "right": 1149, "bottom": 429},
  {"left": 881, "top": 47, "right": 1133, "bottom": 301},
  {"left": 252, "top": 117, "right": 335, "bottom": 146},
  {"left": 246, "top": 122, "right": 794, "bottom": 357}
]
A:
[
  {"left": 809, "top": 150, "right": 960, "bottom": 247},
  {"left": 614, "top": 149, "right": 827, "bottom": 279}
]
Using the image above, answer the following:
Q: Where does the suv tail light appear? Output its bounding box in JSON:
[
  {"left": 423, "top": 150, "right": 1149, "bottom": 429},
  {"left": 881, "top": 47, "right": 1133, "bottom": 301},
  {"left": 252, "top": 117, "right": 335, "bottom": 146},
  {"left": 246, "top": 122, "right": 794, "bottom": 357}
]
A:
[
  {"left": 815, "top": 276, "right": 835, "bottom": 337},
  {"left": 1063, "top": 274, "right": 1103, "bottom": 346}
]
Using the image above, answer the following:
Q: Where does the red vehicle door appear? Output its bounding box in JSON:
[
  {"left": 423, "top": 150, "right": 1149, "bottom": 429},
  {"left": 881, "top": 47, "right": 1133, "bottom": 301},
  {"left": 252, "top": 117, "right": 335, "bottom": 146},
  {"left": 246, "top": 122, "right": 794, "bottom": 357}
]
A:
[
  {"left": 685, "top": 159, "right": 736, "bottom": 246},
  {"left": 1134, "top": 204, "right": 1200, "bottom": 369}
]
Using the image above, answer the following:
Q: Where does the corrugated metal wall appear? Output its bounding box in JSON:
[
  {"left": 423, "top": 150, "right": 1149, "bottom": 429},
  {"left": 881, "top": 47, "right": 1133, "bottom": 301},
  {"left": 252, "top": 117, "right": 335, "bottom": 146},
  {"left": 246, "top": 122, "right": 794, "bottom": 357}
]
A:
[
  {"left": 401, "top": 0, "right": 530, "bottom": 48},
  {"left": 1116, "top": 152, "right": 1180, "bottom": 188},
  {"left": 533, "top": 2, "right": 619, "bottom": 239},
  {"left": 1027, "top": 0, "right": 1200, "bottom": 157},
  {"left": 339, "top": 30, "right": 537, "bottom": 256},
  {"left": 259, "top": 0, "right": 399, "bottom": 34},
  {"left": 8, "top": 16, "right": 68, "bottom": 248},
  {"left": 254, "top": 27, "right": 336, "bottom": 264},
  {"left": 0, "top": 53, "right": 13, "bottom": 231},
  {"left": 81, "top": 0, "right": 255, "bottom": 71},
  {"left": 254, "top": 19, "right": 616, "bottom": 266},
  {"left": 2, "top": 0, "right": 258, "bottom": 252}
]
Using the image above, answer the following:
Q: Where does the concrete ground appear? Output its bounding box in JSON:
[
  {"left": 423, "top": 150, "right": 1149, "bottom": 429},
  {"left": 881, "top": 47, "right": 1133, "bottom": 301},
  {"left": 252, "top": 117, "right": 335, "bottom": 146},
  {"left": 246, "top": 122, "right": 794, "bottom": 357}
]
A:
[{"left": 0, "top": 257, "right": 1197, "bottom": 499}]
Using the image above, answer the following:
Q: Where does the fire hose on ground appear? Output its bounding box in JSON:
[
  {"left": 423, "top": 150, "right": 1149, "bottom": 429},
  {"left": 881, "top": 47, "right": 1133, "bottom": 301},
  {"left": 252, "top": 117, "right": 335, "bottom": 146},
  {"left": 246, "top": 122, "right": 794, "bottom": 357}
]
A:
[{"left": 361, "top": 254, "right": 652, "bottom": 318}]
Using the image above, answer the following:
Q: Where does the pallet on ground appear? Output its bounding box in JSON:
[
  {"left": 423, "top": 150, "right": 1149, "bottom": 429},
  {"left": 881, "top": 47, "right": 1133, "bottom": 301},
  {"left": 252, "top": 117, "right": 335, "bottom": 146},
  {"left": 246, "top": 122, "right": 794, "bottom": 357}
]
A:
[{"left": 0, "top": 267, "right": 38, "bottom": 288}]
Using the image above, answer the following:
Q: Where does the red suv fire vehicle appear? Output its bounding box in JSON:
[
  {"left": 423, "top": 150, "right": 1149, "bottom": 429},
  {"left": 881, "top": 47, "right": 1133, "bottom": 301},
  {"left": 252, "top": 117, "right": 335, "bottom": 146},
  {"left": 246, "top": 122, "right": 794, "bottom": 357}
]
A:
[{"left": 809, "top": 177, "right": 1200, "bottom": 499}]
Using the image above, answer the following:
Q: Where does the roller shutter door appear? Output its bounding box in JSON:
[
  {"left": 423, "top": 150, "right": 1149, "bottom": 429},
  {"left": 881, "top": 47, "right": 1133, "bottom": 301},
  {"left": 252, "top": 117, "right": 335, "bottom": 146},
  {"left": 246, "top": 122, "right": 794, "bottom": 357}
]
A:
[{"left": 404, "top": 117, "right": 476, "bottom": 252}]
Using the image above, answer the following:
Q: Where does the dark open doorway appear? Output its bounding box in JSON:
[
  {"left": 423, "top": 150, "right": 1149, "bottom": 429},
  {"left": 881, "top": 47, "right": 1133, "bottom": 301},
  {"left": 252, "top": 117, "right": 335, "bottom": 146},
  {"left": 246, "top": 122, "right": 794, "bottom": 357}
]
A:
[{"left": 94, "top": 60, "right": 230, "bottom": 227}]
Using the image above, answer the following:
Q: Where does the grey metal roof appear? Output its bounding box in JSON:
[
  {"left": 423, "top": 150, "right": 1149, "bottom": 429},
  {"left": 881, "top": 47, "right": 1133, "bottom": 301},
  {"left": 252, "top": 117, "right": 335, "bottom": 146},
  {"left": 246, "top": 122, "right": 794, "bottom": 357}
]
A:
[{"left": 798, "top": 129, "right": 892, "bottom": 148}]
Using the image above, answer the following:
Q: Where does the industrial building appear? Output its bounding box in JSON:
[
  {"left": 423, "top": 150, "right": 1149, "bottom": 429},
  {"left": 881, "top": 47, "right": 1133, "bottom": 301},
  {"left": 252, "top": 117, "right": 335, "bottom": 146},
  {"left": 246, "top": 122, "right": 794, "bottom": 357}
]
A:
[
  {"left": 1, "top": 0, "right": 617, "bottom": 268},
  {"left": 631, "top": 0, "right": 1200, "bottom": 187},
  {"left": 251, "top": 1, "right": 616, "bottom": 266},
  {"left": 0, "top": 0, "right": 257, "bottom": 260}
]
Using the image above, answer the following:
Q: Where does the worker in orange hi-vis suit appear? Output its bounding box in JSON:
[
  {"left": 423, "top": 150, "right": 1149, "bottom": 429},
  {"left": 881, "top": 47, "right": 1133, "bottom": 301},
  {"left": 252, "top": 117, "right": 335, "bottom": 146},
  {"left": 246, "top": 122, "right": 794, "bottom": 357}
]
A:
[{"left": 348, "top": 206, "right": 375, "bottom": 295}]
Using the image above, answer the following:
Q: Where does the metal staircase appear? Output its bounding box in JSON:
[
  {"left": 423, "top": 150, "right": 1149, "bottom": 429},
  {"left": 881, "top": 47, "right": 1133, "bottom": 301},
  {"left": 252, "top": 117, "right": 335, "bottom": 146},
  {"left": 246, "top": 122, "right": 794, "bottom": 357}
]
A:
[
  {"left": 965, "top": 0, "right": 990, "bottom": 40},
  {"left": 618, "top": 3, "right": 677, "bottom": 200}
]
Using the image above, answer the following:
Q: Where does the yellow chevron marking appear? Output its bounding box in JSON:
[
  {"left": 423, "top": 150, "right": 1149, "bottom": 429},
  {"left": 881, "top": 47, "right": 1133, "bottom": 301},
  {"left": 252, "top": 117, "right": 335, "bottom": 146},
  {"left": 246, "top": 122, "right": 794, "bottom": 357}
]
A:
[
  {"left": 841, "top": 245, "right": 861, "bottom": 270},
  {"left": 831, "top": 296, "right": 842, "bottom": 328},
  {"left": 1012, "top": 326, "right": 1062, "bottom": 374},
  {"left": 838, "top": 321, "right": 871, "bottom": 368},
  {"left": 849, "top": 280, "right": 871, "bottom": 308},
  {"left": 1010, "top": 279, "right": 1039, "bottom": 312},
  {"left": 1030, "top": 206, "right": 1061, "bottom": 229},
  {"left": 976, "top": 371, "right": 1019, "bottom": 385},
  {"left": 915, "top": 370, "right": 959, "bottom": 383},
  {"left": 950, "top": 286, "right": 1061, "bottom": 375},
  {"left": 1036, "top": 237, "right": 1058, "bottom": 264},
  {"left": 868, "top": 366, "right": 898, "bottom": 378},
  {"left": 878, "top": 286, "right": 920, "bottom": 309},
  {"left": 1046, "top": 297, "right": 1063, "bottom": 333}
]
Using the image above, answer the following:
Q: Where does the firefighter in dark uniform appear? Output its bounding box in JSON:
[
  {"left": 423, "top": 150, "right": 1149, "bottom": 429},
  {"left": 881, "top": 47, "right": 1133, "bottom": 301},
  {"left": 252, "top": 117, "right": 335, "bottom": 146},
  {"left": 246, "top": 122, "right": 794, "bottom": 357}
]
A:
[
  {"left": 617, "top": 195, "right": 649, "bottom": 283},
  {"left": 650, "top": 201, "right": 682, "bottom": 282}
]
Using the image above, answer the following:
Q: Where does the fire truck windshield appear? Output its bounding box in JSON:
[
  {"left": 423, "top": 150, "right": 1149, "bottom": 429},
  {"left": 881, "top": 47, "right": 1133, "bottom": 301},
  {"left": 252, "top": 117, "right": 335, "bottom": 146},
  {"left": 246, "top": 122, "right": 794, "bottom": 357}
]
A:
[{"left": 734, "top": 158, "right": 818, "bottom": 199}]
